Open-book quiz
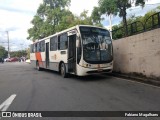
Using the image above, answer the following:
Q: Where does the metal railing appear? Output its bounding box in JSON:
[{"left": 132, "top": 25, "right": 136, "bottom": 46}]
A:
[
  {"left": 112, "top": 12, "right": 160, "bottom": 40},
  {"left": 144, "top": 12, "right": 160, "bottom": 30}
]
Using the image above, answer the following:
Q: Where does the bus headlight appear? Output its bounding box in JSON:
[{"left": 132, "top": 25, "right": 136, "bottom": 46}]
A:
[
  {"left": 82, "top": 64, "right": 96, "bottom": 68},
  {"left": 82, "top": 63, "right": 89, "bottom": 68}
]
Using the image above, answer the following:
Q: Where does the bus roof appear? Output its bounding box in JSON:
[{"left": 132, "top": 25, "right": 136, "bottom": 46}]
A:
[{"left": 31, "top": 25, "right": 108, "bottom": 44}]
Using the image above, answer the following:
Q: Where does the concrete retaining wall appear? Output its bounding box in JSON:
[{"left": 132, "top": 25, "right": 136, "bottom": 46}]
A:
[{"left": 113, "top": 28, "right": 160, "bottom": 79}]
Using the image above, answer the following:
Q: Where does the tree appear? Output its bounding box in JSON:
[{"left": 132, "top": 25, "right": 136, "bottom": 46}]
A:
[
  {"left": 91, "top": 7, "right": 103, "bottom": 27},
  {"left": 27, "top": 0, "right": 71, "bottom": 41},
  {"left": 26, "top": 48, "right": 30, "bottom": 59},
  {"left": 43, "top": 0, "right": 70, "bottom": 9},
  {"left": 79, "top": 10, "right": 93, "bottom": 25},
  {"left": 10, "top": 50, "right": 27, "bottom": 58},
  {"left": 27, "top": 15, "right": 44, "bottom": 40},
  {"left": 0, "top": 46, "right": 7, "bottom": 58},
  {"left": 98, "top": 0, "right": 146, "bottom": 36},
  {"left": 27, "top": 0, "right": 95, "bottom": 42},
  {"left": 55, "top": 10, "right": 75, "bottom": 32}
]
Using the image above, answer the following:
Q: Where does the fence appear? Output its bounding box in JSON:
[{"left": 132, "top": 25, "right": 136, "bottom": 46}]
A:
[{"left": 112, "top": 12, "right": 160, "bottom": 40}]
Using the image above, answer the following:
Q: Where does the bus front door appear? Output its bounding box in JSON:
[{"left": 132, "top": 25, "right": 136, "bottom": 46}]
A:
[
  {"left": 68, "top": 34, "right": 76, "bottom": 73},
  {"left": 46, "top": 42, "right": 49, "bottom": 68}
]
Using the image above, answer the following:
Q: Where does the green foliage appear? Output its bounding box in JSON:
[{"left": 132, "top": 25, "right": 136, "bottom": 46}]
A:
[
  {"left": 112, "top": 24, "right": 125, "bottom": 39},
  {"left": 27, "top": 0, "right": 96, "bottom": 41},
  {"left": 27, "top": 0, "right": 71, "bottom": 41},
  {"left": 26, "top": 48, "right": 30, "bottom": 59},
  {"left": 10, "top": 50, "right": 27, "bottom": 58},
  {"left": 143, "top": 10, "right": 157, "bottom": 29},
  {"left": 79, "top": 10, "right": 93, "bottom": 25},
  {"left": 98, "top": 0, "right": 118, "bottom": 16},
  {"left": 44, "top": 0, "right": 71, "bottom": 9},
  {"left": 112, "top": 6, "right": 160, "bottom": 39},
  {"left": 0, "top": 46, "right": 7, "bottom": 58},
  {"left": 91, "top": 7, "right": 104, "bottom": 26},
  {"left": 98, "top": 0, "right": 146, "bottom": 36}
]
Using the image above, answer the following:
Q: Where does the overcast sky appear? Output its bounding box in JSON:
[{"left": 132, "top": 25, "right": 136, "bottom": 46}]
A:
[{"left": 0, "top": 0, "right": 160, "bottom": 51}]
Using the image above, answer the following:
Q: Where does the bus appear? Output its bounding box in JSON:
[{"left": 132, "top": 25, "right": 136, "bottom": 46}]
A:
[{"left": 30, "top": 25, "right": 113, "bottom": 77}]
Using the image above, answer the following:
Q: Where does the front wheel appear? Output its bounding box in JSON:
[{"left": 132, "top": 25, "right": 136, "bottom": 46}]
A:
[{"left": 60, "top": 63, "right": 68, "bottom": 78}]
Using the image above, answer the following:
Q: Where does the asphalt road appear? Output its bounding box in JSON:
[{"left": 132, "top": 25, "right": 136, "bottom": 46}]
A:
[{"left": 0, "top": 62, "right": 160, "bottom": 120}]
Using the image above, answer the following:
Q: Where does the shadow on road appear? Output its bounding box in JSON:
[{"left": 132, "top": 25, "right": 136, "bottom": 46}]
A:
[
  {"left": 33, "top": 68, "right": 113, "bottom": 82},
  {"left": 72, "top": 74, "right": 112, "bottom": 82}
]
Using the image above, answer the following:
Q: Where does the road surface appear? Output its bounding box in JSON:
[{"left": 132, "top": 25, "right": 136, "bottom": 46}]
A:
[{"left": 0, "top": 62, "right": 160, "bottom": 120}]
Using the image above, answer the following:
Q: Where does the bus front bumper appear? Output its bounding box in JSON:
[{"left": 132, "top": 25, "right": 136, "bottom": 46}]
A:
[{"left": 77, "top": 65, "right": 113, "bottom": 76}]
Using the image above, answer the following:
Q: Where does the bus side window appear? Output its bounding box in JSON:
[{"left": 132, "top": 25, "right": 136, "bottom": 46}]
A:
[
  {"left": 58, "top": 33, "right": 68, "bottom": 50},
  {"left": 41, "top": 41, "right": 45, "bottom": 52},
  {"left": 35, "top": 44, "right": 37, "bottom": 52},
  {"left": 43, "top": 41, "right": 45, "bottom": 52},
  {"left": 39, "top": 42, "right": 41, "bottom": 52},
  {"left": 50, "top": 36, "right": 57, "bottom": 51},
  {"left": 37, "top": 42, "right": 40, "bottom": 52}
]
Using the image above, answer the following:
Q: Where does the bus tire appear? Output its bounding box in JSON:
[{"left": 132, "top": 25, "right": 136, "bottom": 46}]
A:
[
  {"left": 60, "top": 63, "right": 67, "bottom": 78},
  {"left": 36, "top": 61, "right": 41, "bottom": 71}
]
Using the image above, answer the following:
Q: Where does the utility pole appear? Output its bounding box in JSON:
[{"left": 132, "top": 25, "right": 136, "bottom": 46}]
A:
[
  {"left": 20, "top": 43, "right": 23, "bottom": 57},
  {"left": 6, "top": 31, "right": 10, "bottom": 58},
  {"left": 109, "top": 14, "right": 113, "bottom": 39}
]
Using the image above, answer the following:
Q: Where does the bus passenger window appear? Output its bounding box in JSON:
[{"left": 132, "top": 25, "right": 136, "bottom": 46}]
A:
[
  {"left": 35, "top": 43, "right": 37, "bottom": 52},
  {"left": 50, "top": 36, "right": 57, "bottom": 51},
  {"left": 41, "top": 41, "right": 45, "bottom": 52},
  {"left": 38, "top": 42, "right": 41, "bottom": 52},
  {"left": 58, "top": 33, "right": 68, "bottom": 50}
]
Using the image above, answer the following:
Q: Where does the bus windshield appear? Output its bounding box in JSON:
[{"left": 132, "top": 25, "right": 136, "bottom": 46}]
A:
[{"left": 80, "top": 27, "right": 113, "bottom": 64}]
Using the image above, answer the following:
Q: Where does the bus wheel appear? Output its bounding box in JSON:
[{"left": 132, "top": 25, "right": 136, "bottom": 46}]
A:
[
  {"left": 60, "top": 63, "right": 67, "bottom": 78},
  {"left": 36, "top": 61, "right": 41, "bottom": 71}
]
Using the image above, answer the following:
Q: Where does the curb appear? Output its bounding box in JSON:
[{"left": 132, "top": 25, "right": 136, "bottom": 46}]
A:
[{"left": 108, "top": 72, "right": 160, "bottom": 87}]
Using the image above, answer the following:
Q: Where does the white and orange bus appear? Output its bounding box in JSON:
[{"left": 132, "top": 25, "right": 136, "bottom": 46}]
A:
[{"left": 30, "top": 25, "right": 113, "bottom": 77}]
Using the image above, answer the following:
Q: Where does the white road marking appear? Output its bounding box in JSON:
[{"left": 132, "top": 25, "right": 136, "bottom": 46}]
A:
[{"left": 0, "top": 94, "right": 16, "bottom": 111}]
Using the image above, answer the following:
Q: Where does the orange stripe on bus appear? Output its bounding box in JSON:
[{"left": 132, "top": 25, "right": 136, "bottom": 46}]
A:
[{"left": 35, "top": 52, "right": 44, "bottom": 67}]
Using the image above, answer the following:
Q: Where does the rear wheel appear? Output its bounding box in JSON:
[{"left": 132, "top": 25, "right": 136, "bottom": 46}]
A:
[{"left": 60, "top": 63, "right": 67, "bottom": 78}]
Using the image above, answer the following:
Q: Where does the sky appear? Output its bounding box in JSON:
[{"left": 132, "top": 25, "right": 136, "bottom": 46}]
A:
[{"left": 0, "top": 0, "right": 160, "bottom": 51}]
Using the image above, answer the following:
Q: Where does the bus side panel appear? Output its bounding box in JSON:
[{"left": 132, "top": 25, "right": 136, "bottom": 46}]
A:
[
  {"left": 49, "top": 50, "right": 68, "bottom": 72},
  {"left": 30, "top": 53, "right": 37, "bottom": 68},
  {"left": 58, "top": 50, "right": 68, "bottom": 72},
  {"left": 48, "top": 62, "right": 59, "bottom": 71},
  {"left": 59, "top": 50, "right": 68, "bottom": 63},
  {"left": 34, "top": 52, "right": 45, "bottom": 68},
  {"left": 40, "top": 52, "right": 45, "bottom": 68},
  {"left": 49, "top": 51, "right": 60, "bottom": 71}
]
